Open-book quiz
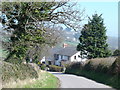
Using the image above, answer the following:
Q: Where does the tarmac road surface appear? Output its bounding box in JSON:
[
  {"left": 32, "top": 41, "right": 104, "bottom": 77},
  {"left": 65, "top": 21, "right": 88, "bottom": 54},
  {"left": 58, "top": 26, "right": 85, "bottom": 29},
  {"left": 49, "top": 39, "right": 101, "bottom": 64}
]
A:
[{"left": 49, "top": 72, "right": 115, "bottom": 89}]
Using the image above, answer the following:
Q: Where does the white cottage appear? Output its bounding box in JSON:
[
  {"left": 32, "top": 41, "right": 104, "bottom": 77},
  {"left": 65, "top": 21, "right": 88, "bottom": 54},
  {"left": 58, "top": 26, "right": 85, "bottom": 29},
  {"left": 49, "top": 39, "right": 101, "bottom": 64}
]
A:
[
  {"left": 54, "top": 47, "right": 87, "bottom": 66},
  {"left": 44, "top": 45, "right": 87, "bottom": 66}
]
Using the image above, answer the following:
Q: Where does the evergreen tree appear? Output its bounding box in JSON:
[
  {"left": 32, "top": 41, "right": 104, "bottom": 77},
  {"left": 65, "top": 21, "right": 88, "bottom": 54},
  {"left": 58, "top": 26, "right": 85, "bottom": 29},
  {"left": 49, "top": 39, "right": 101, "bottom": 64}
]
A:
[{"left": 77, "top": 14, "right": 111, "bottom": 59}]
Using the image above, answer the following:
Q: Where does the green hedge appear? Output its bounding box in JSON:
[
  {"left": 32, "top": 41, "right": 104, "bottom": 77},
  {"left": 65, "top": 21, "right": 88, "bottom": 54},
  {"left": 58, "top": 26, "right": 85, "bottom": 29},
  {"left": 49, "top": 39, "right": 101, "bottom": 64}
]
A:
[
  {"left": 49, "top": 65, "right": 63, "bottom": 72},
  {"left": 65, "top": 57, "right": 120, "bottom": 89},
  {"left": 40, "top": 64, "right": 47, "bottom": 70}
]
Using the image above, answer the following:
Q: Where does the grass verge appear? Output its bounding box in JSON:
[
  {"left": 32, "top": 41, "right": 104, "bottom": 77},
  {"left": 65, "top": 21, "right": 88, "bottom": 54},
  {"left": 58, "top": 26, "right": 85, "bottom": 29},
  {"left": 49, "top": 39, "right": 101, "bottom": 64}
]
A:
[
  {"left": 20, "top": 72, "right": 59, "bottom": 88},
  {"left": 2, "top": 61, "right": 60, "bottom": 88},
  {"left": 4, "top": 71, "right": 59, "bottom": 88}
]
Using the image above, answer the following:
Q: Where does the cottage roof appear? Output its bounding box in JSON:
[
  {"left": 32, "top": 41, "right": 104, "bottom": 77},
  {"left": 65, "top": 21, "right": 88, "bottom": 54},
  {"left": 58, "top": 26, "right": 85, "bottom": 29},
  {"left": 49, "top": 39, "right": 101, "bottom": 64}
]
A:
[
  {"left": 45, "top": 46, "right": 79, "bottom": 61},
  {"left": 45, "top": 47, "right": 63, "bottom": 60},
  {"left": 55, "top": 47, "right": 78, "bottom": 56}
]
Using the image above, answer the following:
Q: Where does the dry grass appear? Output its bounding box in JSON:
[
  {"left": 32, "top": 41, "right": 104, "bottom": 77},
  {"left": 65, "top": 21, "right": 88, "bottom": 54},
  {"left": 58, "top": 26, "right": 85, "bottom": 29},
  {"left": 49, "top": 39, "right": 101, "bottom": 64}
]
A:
[
  {"left": 1, "top": 61, "right": 59, "bottom": 88},
  {"left": 2, "top": 71, "right": 45, "bottom": 88},
  {"left": 2, "top": 70, "right": 59, "bottom": 88},
  {"left": 85, "top": 57, "right": 117, "bottom": 67}
]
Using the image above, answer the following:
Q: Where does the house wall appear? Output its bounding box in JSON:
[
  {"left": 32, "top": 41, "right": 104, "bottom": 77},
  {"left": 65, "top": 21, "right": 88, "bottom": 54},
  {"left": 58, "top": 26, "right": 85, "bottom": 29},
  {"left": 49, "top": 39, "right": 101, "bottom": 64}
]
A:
[
  {"left": 54, "top": 52, "right": 87, "bottom": 66},
  {"left": 70, "top": 52, "right": 87, "bottom": 62},
  {"left": 63, "top": 55, "right": 69, "bottom": 60},
  {"left": 41, "top": 56, "right": 46, "bottom": 63},
  {"left": 55, "top": 54, "right": 69, "bottom": 66}
]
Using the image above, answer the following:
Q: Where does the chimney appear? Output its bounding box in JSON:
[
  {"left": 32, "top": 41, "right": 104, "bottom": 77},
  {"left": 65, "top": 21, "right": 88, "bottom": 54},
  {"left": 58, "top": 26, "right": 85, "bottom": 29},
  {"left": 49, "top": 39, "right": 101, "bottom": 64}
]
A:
[{"left": 63, "top": 43, "right": 68, "bottom": 48}]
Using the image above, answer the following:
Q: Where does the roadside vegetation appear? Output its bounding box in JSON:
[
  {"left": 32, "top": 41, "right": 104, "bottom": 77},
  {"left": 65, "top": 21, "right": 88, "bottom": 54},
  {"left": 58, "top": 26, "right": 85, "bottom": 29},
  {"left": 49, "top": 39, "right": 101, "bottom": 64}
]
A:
[
  {"left": 70, "top": 12, "right": 120, "bottom": 89},
  {"left": 65, "top": 56, "right": 120, "bottom": 89},
  {"left": 1, "top": 60, "right": 59, "bottom": 88},
  {"left": 1, "top": 2, "right": 118, "bottom": 89},
  {"left": 40, "top": 63, "right": 64, "bottom": 72},
  {"left": 1, "top": 2, "right": 84, "bottom": 88}
]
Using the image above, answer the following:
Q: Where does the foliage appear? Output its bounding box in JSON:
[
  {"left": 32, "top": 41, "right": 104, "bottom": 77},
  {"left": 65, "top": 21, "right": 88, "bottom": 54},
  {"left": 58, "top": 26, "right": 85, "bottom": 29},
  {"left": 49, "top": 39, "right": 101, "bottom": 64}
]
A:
[
  {"left": 2, "top": 61, "right": 38, "bottom": 84},
  {"left": 66, "top": 62, "right": 82, "bottom": 70},
  {"left": 1, "top": 2, "right": 85, "bottom": 64},
  {"left": 77, "top": 14, "right": 111, "bottom": 59},
  {"left": 109, "top": 56, "right": 120, "bottom": 75},
  {"left": 49, "top": 65, "right": 63, "bottom": 72},
  {"left": 40, "top": 64, "right": 47, "bottom": 70},
  {"left": 84, "top": 61, "right": 94, "bottom": 71},
  {"left": 20, "top": 72, "right": 60, "bottom": 88},
  {"left": 65, "top": 57, "right": 120, "bottom": 89},
  {"left": 95, "top": 64, "right": 109, "bottom": 73},
  {"left": 113, "top": 49, "right": 120, "bottom": 56},
  {"left": 2, "top": 66, "right": 60, "bottom": 88}
]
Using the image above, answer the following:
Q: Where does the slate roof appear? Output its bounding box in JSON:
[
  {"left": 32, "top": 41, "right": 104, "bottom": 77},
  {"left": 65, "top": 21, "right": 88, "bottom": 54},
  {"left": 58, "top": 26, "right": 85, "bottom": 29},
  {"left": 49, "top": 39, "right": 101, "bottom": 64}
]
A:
[
  {"left": 45, "top": 46, "right": 63, "bottom": 61},
  {"left": 55, "top": 47, "right": 78, "bottom": 56},
  {"left": 45, "top": 46, "right": 79, "bottom": 61}
]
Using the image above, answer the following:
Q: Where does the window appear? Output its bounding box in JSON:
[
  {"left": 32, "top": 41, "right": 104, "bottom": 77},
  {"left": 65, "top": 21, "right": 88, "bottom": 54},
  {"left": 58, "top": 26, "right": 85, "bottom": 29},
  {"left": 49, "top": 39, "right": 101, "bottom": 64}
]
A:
[
  {"left": 74, "top": 56, "right": 76, "bottom": 59},
  {"left": 68, "top": 56, "right": 70, "bottom": 60},
  {"left": 78, "top": 55, "right": 80, "bottom": 58},
  {"left": 54, "top": 54, "right": 59, "bottom": 60},
  {"left": 63, "top": 55, "right": 69, "bottom": 60},
  {"left": 48, "top": 61, "right": 52, "bottom": 65},
  {"left": 61, "top": 55, "right": 63, "bottom": 59}
]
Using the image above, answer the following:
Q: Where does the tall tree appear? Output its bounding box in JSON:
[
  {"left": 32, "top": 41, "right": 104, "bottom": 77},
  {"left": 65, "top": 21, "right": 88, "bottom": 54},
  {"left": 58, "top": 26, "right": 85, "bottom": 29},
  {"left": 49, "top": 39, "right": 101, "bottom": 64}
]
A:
[
  {"left": 1, "top": 2, "right": 85, "bottom": 63},
  {"left": 77, "top": 14, "right": 111, "bottom": 59}
]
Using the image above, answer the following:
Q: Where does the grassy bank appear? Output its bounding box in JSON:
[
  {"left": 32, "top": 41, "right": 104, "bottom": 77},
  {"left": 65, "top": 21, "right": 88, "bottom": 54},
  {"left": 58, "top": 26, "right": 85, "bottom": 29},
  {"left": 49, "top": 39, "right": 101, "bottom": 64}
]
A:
[
  {"left": 2, "top": 61, "right": 60, "bottom": 88},
  {"left": 22, "top": 72, "right": 59, "bottom": 88},
  {"left": 65, "top": 57, "right": 120, "bottom": 89},
  {"left": 5, "top": 71, "right": 59, "bottom": 88}
]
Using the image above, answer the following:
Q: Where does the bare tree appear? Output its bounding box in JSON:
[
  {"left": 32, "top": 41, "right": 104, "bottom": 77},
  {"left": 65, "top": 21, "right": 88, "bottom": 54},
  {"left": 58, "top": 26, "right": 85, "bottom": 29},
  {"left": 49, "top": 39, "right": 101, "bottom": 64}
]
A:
[{"left": 1, "top": 2, "right": 85, "bottom": 63}]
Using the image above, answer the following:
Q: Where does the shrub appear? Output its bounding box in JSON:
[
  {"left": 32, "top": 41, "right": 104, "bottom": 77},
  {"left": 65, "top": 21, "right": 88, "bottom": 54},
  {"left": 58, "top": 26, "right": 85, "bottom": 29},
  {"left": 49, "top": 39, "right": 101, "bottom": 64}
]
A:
[
  {"left": 113, "top": 49, "right": 120, "bottom": 56},
  {"left": 65, "top": 57, "right": 119, "bottom": 89},
  {"left": 49, "top": 65, "right": 63, "bottom": 72},
  {"left": 109, "top": 56, "right": 120, "bottom": 76},
  {"left": 40, "top": 64, "right": 47, "bottom": 70},
  {"left": 65, "top": 62, "right": 83, "bottom": 74},
  {"left": 95, "top": 64, "right": 109, "bottom": 73},
  {"left": 69, "top": 62, "right": 82, "bottom": 69},
  {"left": 84, "top": 61, "right": 94, "bottom": 71},
  {"left": 2, "top": 61, "right": 38, "bottom": 84}
]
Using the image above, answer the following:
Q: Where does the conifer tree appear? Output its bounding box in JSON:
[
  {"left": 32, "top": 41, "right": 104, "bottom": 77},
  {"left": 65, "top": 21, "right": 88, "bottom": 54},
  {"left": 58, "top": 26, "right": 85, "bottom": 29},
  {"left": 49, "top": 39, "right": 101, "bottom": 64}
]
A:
[{"left": 77, "top": 14, "right": 111, "bottom": 59}]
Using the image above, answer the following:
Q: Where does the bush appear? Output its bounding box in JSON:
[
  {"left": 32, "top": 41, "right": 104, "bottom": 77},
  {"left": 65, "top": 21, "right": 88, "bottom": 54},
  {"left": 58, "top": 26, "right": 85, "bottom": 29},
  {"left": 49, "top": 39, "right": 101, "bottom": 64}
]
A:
[
  {"left": 113, "top": 49, "right": 120, "bottom": 56},
  {"left": 65, "top": 62, "right": 83, "bottom": 74},
  {"left": 95, "top": 64, "right": 109, "bottom": 73},
  {"left": 2, "top": 61, "right": 38, "bottom": 84},
  {"left": 84, "top": 61, "right": 94, "bottom": 71},
  {"left": 49, "top": 65, "right": 63, "bottom": 72},
  {"left": 65, "top": 57, "right": 120, "bottom": 89},
  {"left": 109, "top": 56, "right": 120, "bottom": 75},
  {"left": 40, "top": 64, "right": 47, "bottom": 70}
]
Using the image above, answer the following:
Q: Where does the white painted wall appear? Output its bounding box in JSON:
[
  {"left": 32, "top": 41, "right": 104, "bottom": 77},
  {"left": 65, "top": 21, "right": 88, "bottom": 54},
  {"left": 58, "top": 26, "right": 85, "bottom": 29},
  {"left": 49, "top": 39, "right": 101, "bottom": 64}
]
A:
[
  {"left": 70, "top": 52, "right": 87, "bottom": 62},
  {"left": 41, "top": 56, "right": 45, "bottom": 63},
  {"left": 54, "top": 52, "right": 87, "bottom": 66},
  {"left": 55, "top": 55, "right": 69, "bottom": 66}
]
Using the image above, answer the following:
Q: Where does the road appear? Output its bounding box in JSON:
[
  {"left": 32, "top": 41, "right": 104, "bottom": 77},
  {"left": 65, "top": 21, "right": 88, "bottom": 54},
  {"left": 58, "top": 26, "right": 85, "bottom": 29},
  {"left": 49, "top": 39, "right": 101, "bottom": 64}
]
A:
[{"left": 49, "top": 72, "right": 114, "bottom": 89}]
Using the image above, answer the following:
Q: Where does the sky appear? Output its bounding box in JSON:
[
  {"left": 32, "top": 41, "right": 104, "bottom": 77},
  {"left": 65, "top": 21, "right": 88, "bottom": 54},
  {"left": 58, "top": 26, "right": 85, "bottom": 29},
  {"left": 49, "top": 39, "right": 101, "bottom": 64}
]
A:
[{"left": 76, "top": 1, "right": 118, "bottom": 37}]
